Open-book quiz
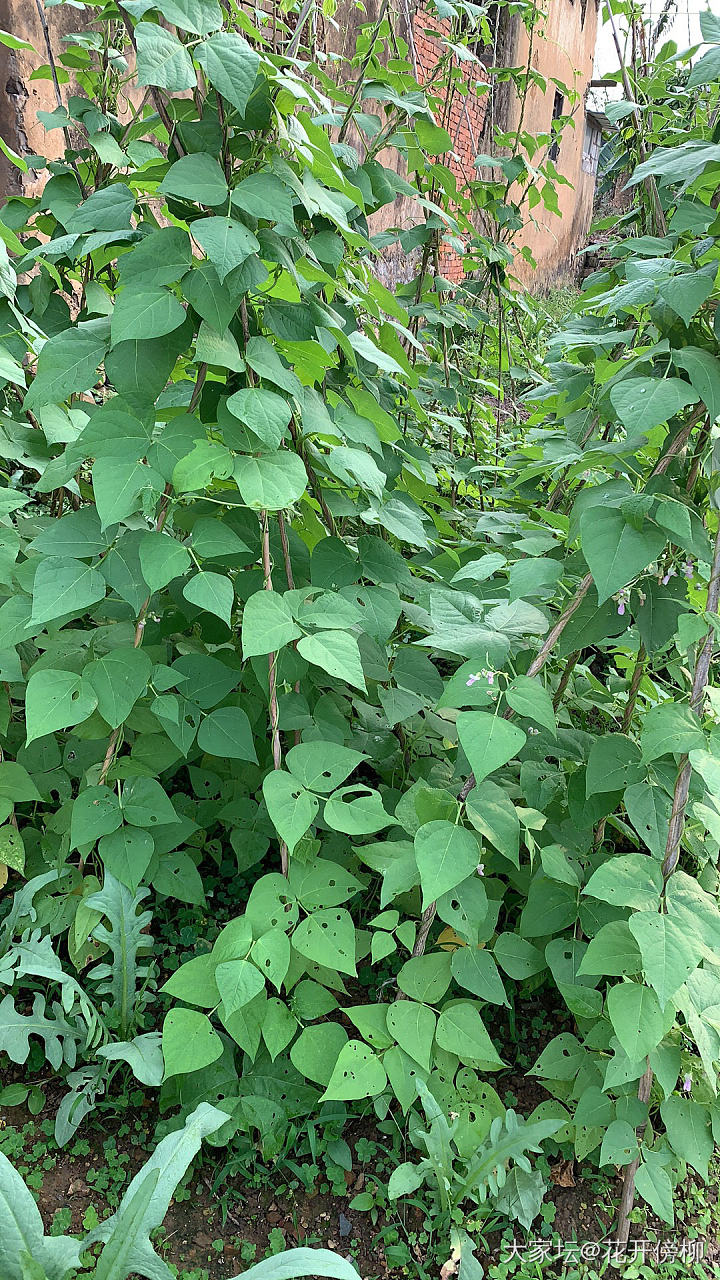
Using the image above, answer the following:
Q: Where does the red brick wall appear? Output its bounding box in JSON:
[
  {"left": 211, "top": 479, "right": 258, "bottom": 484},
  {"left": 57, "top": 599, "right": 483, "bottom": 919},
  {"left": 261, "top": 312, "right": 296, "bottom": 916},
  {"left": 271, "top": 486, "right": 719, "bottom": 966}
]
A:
[{"left": 412, "top": 12, "right": 489, "bottom": 283}]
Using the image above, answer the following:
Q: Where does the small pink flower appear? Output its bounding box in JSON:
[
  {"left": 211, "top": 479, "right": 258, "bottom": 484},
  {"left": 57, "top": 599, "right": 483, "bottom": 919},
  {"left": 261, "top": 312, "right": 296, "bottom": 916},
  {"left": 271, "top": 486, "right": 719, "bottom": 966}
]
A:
[
  {"left": 684, "top": 560, "right": 694, "bottom": 579},
  {"left": 476, "top": 863, "right": 485, "bottom": 876},
  {"left": 683, "top": 1073, "right": 692, "bottom": 1093},
  {"left": 662, "top": 573, "right": 671, "bottom": 586},
  {"left": 487, "top": 672, "right": 494, "bottom": 685},
  {"left": 616, "top": 588, "right": 630, "bottom": 616},
  {"left": 466, "top": 673, "right": 482, "bottom": 687}
]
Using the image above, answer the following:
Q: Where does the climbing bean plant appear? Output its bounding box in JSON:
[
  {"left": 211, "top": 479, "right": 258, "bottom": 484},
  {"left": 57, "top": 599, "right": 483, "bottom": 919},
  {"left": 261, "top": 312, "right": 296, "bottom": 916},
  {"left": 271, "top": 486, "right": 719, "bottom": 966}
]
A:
[{"left": 1, "top": 0, "right": 720, "bottom": 1263}]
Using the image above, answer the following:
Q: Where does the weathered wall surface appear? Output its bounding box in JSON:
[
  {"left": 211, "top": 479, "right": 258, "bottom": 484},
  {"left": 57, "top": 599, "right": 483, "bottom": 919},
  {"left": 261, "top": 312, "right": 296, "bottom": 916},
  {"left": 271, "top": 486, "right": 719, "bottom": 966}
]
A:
[
  {"left": 0, "top": 0, "right": 85, "bottom": 200},
  {"left": 0, "top": 0, "right": 598, "bottom": 290},
  {"left": 508, "top": 0, "right": 600, "bottom": 289}
]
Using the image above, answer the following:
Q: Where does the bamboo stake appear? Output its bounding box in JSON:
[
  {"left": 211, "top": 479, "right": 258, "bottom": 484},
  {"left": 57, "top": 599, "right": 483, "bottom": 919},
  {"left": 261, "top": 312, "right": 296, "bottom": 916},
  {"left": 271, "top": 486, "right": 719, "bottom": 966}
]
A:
[{"left": 616, "top": 516, "right": 720, "bottom": 1243}]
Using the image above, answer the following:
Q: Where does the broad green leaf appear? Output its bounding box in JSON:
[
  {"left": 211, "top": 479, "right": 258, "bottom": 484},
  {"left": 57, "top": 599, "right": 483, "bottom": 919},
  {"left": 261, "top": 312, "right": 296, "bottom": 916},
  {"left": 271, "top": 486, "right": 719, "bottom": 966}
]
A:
[
  {"left": 241, "top": 590, "right": 301, "bottom": 658},
  {"left": 161, "top": 1009, "right": 223, "bottom": 1078},
  {"left": 172, "top": 654, "right": 241, "bottom": 709},
  {"left": 624, "top": 783, "right": 672, "bottom": 859},
  {"left": 531, "top": 1033, "right": 585, "bottom": 1081},
  {"left": 285, "top": 741, "right": 365, "bottom": 793},
  {"left": 71, "top": 787, "right": 122, "bottom": 850},
  {"left": 160, "top": 154, "right": 228, "bottom": 206},
  {"left": 98, "top": 828, "right": 154, "bottom": 893},
  {"left": 197, "top": 707, "right": 257, "bottom": 762},
  {"left": 628, "top": 911, "right": 703, "bottom": 1005},
  {"left": 494, "top": 933, "right": 546, "bottom": 980},
  {"left": 451, "top": 947, "right": 508, "bottom": 1005},
  {"left": 95, "top": 1033, "right": 164, "bottom": 1088},
  {"left": 609, "top": 376, "right": 696, "bottom": 432},
  {"left": 195, "top": 321, "right": 244, "bottom": 371},
  {"left": 262, "top": 770, "right": 319, "bottom": 853},
  {"left": 0, "top": 764, "right": 41, "bottom": 803},
  {"left": 93, "top": 457, "right": 164, "bottom": 530},
  {"left": 586, "top": 734, "right": 642, "bottom": 794},
  {"left": 122, "top": 777, "right": 178, "bottom": 827},
  {"left": 660, "top": 1097, "right": 712, "bottom": 1178},
  {"left": 321, "top": 1040, "right": 387, "bottom": 1100},
  {"left": 215, "top": 958, "right": 266, "bottom": 1016},
  {"left": 111, "top": 287, "right": 186, "bottom": 345},
  {"left": 195, "top": 31, "right": 260, "bottom": 116},
  {"left": 640, "top": 701, "right": 704, "bottom": 761},
  {"left": 292, "top": 907, "right": 356, "bottom": 976},
  {"left": 0, "top": 827, "right": 24, "bottom": 875},
  {"left": 191, "top": 216, "right": 260, "bottom": 281},
  {"left": 251, "top": 928, "right": 290, "bottom": 990},
  {"left": 0, "top": 1148, "right": 82, "bottom": 1280},
  {"left": 232, "top": 171, "right": 295, "bottom": 224},
  {"left": 297, "top": 631, "right": 366, "bottom": 691},
  {"left": 25, "top": 670, "right": 98, "bottom": 746},
  {"left": 396, "top": 952, "right": 452, "bottom": 1003},
  {"left": 465, "top": 781, "right": 519, "bottom": 867},
  {"left": 580, "top": 507, "right": 666, "bottom": 603},
  {"left": 225, "top": 388, "right": 291, "bottom": 450},
  {"left": 85, "top": 648, "right": 152, "bottom": 729},
  {"left": 635, "top": 1160, "right": 674, "bottom": 1226},
  {"left": 191, "top": 519, "right": 250, "bottom": 561},
  {"left": 386, "top": 1000, "right": 436, "bottom": 1070},
  {"left": 323, "top": 786, "right": 391, "bottom": 835},
  {"left": 164, "top": 962, "right": 220, "bottom": 1018},
  {"left": 30, "top": 556, "right": 106, "bottom": 626},
  {"left": 173, "top": 441, "right": 233, "bottom": 492},
  {"left": 599, "top": 1119, "right": 638, "bottom": 1168},
  {"left": 262, "top": 996, "right": 296, "bottom": 1060},
  {"left": 505, "top": 676, "right": 556, "bottom": 735},
  {"left": 574, "top": 1087, "right": 612, "bottom": 1129},
  {"left": 606, "top": 982, "right": 665, "bottom": 1061},
  {"left": 135, "top": 22, "right": 195, "bottom": 91},
  {"left": 25, "top": 318, "right": 109, "bottom": 408},
  {"left": 234, "top": 451, "right": 307, "bottom": 510},
  {"left": 183, "top": 572, "right": 234, "bottom": 626},
  {"left": 583, "top": 854, "right": 662, "bottom": 910},
  {"left": 154, "top": 850, "right": 205, "bottom": 905},
  {"left": 153, "top": 0, "right": 223, "bottom": 34},
  {"left": 456, "top": 712, "right": 526, "bottom": 786},
  {"left": 659, "top": 273, "right": 714, "bottom": 325},
  {"left": 244, "top": 337, "right": 303, "bottom": 397},
  {"left": 117, "top": 226, "right": 192, "bottom": 289},
  {"left": 234, "top": 1249, "right": 361, "bottom": 1280},
  {"left": 139, "top": 533, "right": 191, "bottom": 593},
  {"left": 413, "top": 820, "right": 480, "bottom": 908},
  {"left": 435, "top": 1003, "right": 505, "bottom": 1069},
  {"left": 674, "top": 347, "right": 720, "bottom": 424},
  {"left": 578, "top": 921, "right": 642, "bottom": 978},
  {"left": 688, "top": 44, "right": 720, "bottom": 89},
  {"left": 290, "top": 1023, "right": 348, "bottom": 1086}
]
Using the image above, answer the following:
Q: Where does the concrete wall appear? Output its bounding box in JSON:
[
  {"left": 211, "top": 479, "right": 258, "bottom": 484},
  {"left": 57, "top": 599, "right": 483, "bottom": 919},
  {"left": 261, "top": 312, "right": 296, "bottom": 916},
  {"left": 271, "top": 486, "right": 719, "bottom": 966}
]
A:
[
  {"left": 0, "top": 1, "right": 598, "bottom": 289},
  {"left": 0, "top": 0, "right": 85, "bottom": 201},
  {"left": 505, "top": 0, "right": 600, "bottom": 289}
]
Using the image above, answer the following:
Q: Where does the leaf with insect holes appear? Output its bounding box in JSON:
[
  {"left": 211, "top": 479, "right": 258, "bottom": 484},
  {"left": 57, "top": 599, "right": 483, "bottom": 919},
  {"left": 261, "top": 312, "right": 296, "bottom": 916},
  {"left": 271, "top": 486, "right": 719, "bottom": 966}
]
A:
[
  {"left": 262, "top": 771, "right": 319, "bottom": 853},
  {"left": 25, "top": 670, "right": 98, "bottom": 747},
  {"left": 321, "top": 1040, "right": 387, "bottom": 1100},
  {"left": 285, "top": 742, "right": 366, "bottom": 793},
  {"left": 414, "top": 821, "right": 480, "bottom": 909},
  {"left": 292, "top": 907, "right": 357, "bottom": 976}
]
